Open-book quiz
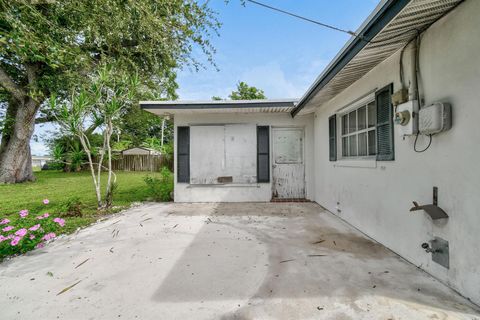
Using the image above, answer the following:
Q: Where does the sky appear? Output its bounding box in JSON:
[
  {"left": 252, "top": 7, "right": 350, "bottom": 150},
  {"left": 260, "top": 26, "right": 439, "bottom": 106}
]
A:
[{"left": 32, "top": 0, "right": 379, "bottom": 155}]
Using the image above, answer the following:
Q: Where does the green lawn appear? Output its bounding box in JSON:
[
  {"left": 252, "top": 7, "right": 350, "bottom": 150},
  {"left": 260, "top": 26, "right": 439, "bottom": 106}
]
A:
[{"left": 0, "top": 170, "right": 160, "bottom": 234}]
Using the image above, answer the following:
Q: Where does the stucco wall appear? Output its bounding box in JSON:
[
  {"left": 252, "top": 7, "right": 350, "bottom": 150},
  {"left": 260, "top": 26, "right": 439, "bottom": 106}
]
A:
[
  {"left": 312, "top": 0, "right": 480, "bottom": 304},
  {"left": 174, "top": 112, "right": 314, "bottom": 202}
]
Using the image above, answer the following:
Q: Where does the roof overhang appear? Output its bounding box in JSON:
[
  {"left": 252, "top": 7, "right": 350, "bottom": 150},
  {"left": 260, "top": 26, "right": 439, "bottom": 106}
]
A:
[
  {"left": 291, "top": 0, "right": 463, "bottom": 117},
  {"left": 140, "top": 99, "right": 298, "bottom": 116}
]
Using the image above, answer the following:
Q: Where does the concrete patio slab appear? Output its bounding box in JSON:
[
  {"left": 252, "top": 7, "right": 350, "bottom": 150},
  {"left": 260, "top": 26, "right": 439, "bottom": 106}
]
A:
[{"left": 0, "top": 202, "right": 478, "bottom": 319}]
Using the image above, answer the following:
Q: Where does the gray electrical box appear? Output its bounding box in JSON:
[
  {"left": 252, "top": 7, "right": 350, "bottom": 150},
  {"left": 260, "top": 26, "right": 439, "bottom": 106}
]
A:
[{"left": 419, "top": 102, "right": 452, "bottom": 135}]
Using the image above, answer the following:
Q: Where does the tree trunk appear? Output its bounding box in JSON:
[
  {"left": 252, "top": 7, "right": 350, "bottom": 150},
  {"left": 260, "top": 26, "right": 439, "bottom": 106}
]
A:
[{"left": 0, "top": 98, "right": 40, "bottom": 183}]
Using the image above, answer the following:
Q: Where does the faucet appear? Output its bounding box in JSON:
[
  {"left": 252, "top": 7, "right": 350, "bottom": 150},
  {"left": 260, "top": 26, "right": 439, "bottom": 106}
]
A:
[{"left": 421, "top": 242, "right": 442, "bottom": 254}]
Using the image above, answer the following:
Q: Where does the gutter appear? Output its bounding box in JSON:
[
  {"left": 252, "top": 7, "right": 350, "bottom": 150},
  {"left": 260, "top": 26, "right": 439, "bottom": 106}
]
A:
[{"left": 291, "top": 0, "right": 411, "bottom": 117}]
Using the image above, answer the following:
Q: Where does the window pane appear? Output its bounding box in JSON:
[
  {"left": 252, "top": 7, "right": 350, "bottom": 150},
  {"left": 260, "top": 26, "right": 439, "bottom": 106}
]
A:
[
  {"left": 349, "top": 135, "right": 357, "bottom": 156},
  {"left": 358, "top": 106, "right": 366, "bottom": 130},
  {"left": 368, "top": 130, "right": 376, "bottom": 155},
  {"left": 348, "top": 111, "right": 357, "bottom": 133},
  {"left": 342, "top": 115, "right": 348, "bottom": 135},
  {"left": 358, "top": 132, "right": 367, "bottom": 156},
  {"left": 342, "top": 137, "right": 348, "bottom": 157},
  {"left": 367, "top": 102, "right": 376, "bottom": 128}
]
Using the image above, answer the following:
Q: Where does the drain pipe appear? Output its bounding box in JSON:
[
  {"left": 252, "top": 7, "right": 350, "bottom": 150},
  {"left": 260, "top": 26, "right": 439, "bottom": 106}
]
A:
[{"left": 409, "top": 36, "right": 418, "bottom": 102}]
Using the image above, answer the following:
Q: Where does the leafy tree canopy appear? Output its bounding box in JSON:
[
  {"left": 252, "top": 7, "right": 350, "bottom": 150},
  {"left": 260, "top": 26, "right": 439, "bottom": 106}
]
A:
[
  {"left": 0, "top": 0, "right": 219, "bottom": 183},
  {"left": 229, "top": 81, "right": 266, "bottom": 100}
]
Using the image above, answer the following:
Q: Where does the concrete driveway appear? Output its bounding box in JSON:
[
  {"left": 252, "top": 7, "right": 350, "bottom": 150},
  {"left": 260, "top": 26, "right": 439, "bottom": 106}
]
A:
[{"left": 0, "top": 202, "right": 479, "bottom": 320}]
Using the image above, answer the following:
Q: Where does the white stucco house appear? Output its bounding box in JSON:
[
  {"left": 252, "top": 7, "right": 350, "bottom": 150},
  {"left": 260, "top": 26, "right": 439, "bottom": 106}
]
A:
[{"left": 142, "top": 0, "right": 480, "bottom": 306}]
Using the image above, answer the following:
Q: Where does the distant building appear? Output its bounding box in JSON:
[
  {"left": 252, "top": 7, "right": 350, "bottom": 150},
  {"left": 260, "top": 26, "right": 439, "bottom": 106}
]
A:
[
  {"left": 31, "top": 155, "right": 52, "bottom": 169},
  {"left": 121, "top": 147, "right": 161, "bottom": 156}
]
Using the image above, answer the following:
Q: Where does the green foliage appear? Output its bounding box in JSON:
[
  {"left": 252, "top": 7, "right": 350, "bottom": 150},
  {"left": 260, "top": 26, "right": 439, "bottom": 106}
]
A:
[
  {"left": 142, "top": 137, "right": 162, "bottom": 151},
  {"left": 118, "top": 106, "right": 169, "bottom": 147},
  {"left": 111, "top": 140, "right": 132, "bottom": 152},
  {"left": 0, "top": 0, "right": 219, "bottom": 103},
  {"left": 144, "top": 167, "right": 173, "bottom": 202},
  {"left": 59, "top": 197, "right": 83, "bottom": 217},
  {"left": 229, "top": 82, "right": 267, "bottom": 100},
  {"left": 66, "top": 142, "right": 86, "bottom": 172}
]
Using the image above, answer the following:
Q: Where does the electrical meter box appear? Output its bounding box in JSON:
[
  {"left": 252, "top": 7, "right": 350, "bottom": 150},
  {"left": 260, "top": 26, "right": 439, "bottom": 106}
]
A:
[
  {"left": 394, "top": 100, "right": 418, "bottom": 136},
  {"left": 419, "top": 102, "right": 452, "bottom": 135}
]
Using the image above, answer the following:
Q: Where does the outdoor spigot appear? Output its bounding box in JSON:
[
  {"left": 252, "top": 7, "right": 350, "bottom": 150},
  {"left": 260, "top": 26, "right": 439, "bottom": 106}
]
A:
[
  {"left": 421, "top": 242, "right": 434, "bottom": 253},
  {"left": 422, "top": 242, "right": 442, "bottom": 254}
]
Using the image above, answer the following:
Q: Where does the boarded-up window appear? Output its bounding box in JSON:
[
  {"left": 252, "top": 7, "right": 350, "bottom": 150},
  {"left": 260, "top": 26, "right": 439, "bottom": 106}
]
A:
[
  {"left": 189, "top": 124, "right": 257, "bottom": 184},
  {"left": 257, "top": 126, "right": 270, "bottom": 183},
  {"left": 177, "top": 126, "right": 190, "bottom": 183}
]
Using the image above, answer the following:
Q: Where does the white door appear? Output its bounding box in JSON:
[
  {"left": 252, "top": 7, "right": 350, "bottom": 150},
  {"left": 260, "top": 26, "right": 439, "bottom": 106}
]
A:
[{"left": 272, "top": 128, "right": 305, "bottom": 199}]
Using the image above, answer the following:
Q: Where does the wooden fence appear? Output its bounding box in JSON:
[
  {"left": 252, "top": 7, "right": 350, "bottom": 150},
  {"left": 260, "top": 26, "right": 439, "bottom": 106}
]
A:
[{"left": 92, "top": 154, "right": 172, "bottom": 172}]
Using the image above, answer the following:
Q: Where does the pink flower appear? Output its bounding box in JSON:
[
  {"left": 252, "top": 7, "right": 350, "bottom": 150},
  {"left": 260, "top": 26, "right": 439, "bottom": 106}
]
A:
[
  {"left": 7, "top": 234, "right": 14, "bottom": 239},
  {"left": 37, "top": 213, "right": 49, "bottom": 220},
  {"left": 10, "top": 236, "right": 21, "bottom": 246},
  {"left": 2, "top": 226, "right": 13, "bottom": 232},
  {"left": 53, "top": 217, "right": 65, "bottom": 227},
  {"left": 15, "top": 228, "right": 27, "bottom": 237},
  {"left": 0, "top": 235, "right": 7, "bottom": 242},
  {"left": 29, "top": 234, "right": 36, "bottom": 240},
  {"left": 0, "top": 218, "right": 10, "bottom": 225},
  {"left": 29, "top": 224, "right": 41, "bottom": 231},
  {"left": 19, "top": 209, "right": 29, "bottom": 218},
  {"left": 42, "top": 232, "right": 56, "bottom": 241},
  {"left": 43, "top": 199, "right": 49, "bottom": 205},
  {"left": 35, "top": 242, "right": 45, "bottom": 249}
]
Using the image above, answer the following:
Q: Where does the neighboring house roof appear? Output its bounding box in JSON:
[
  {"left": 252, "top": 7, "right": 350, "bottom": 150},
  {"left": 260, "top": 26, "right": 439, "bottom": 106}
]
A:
[
  {"left": 122, "top": 147, "right": 160, "bottom": 154},
  {"left": 140, "top": 99, "right": 297, "bottom": 115},
  {"left": 291, "top": 0, "right": 463, "bottom": 116}
]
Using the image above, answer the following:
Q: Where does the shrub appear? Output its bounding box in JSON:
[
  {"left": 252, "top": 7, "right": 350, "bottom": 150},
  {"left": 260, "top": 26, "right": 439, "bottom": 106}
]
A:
[
  {"left": 59, "top": 196, "right": 83, "bottom": 217},
  {"left": 144, "top": 167, "right": 173, "bottom": 201},
  {"left": 0, "top": 200, "right": 67, "bottom": 260}
]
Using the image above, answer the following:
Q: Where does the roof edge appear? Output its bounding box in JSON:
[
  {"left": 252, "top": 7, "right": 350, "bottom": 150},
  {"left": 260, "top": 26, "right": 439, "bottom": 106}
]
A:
[
  {"left": 291, "top": 0, "right": 410, "bottom": 117},
  {"left": 140, "top": 99, "right": 298, "bottom": 110}
]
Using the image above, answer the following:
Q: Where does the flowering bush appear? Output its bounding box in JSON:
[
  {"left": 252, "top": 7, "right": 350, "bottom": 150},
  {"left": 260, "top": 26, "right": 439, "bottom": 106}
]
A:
[{"left": 0, "top": 199, "right": 66, "bottom": 259}]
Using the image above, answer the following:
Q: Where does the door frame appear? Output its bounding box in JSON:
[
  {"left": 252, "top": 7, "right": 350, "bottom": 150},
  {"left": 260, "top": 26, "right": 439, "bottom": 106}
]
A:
[{"left": 271, "top": 126, "right": 306, "bottom": 199}]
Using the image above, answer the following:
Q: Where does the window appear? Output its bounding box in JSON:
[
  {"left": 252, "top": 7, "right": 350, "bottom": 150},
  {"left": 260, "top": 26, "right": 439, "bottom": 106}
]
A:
[
  {"left": 189, "top": 124, "right": 257, "bottom": 184},
  {"left": 341, "top": 100, "right": 376, "bottom": 158}
]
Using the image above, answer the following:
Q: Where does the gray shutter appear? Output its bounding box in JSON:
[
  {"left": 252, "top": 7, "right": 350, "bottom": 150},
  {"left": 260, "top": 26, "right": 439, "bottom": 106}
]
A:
[
  {"left": 257, "top": 126, "right": 270, "bottom": 183},
  {"left": 376, "top": 84, "right": 394, "bottom": 161},
  {"left": 177, "top": 126, "right": 190, "bottom": 183},
  {"left": 329, "top": 114, "right": 337, "bottom": 161}
]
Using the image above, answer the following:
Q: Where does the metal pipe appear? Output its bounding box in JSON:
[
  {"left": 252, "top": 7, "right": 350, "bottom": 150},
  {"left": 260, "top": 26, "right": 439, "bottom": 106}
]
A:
[{"left": 409, "top": 39, "right": 418, "bottom": 101}]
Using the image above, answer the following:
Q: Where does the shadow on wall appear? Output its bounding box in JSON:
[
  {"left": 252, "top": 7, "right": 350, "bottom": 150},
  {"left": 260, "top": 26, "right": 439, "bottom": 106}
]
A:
[{"left": 151, "top": 202, "right": 479, "bottom": 317}]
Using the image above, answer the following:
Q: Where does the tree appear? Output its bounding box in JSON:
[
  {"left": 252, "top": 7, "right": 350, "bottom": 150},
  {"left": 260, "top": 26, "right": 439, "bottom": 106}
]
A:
[
  {"left": 53, "top": 65, "right": 139, "bottom": 209},
  {"left": 229, "top": 82, "right": 266, "bottom": 100},
  {"left": 0, "top": 0, "right": 219, "bottom": 183}
]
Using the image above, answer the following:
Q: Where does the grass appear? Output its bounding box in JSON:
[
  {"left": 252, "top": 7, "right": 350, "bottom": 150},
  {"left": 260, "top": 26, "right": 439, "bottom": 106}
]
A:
[{"left": 0, "top": 170, "right": 160, "bottom": 234}]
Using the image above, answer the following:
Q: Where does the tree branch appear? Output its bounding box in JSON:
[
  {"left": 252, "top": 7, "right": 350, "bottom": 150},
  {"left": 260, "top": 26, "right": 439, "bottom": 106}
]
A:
[{"left": 0, "top": 66, "right": 26, "bottom": 102}]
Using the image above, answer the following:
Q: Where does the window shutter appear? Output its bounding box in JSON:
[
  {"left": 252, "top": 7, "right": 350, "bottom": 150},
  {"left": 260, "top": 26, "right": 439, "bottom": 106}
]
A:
[
  {"left": 257, "top": 126, "right": 270, "bottom": 183},
  {"left": 328, "top": 114, "right": 337, "bottom": 161},
  {"left": 177, "top": 126, "right": 190, "bottom": 183},
  {"left": 375, "top": 84, "right": 394, "bottom": 161}
]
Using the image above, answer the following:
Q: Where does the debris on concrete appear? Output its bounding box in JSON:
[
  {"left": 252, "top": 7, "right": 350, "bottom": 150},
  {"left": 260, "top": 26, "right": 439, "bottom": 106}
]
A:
[
  {"left": 57, "top": 280, "right": 81, "bottom": 296},
  {"left": 75, "top": 258, "right": 90, "bottom": 269}
]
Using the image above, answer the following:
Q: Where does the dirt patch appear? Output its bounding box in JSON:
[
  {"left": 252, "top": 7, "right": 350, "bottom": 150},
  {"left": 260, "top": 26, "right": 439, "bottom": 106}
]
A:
[{"left": 307, "top": 226, "right": 389, "bottom": 260}]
